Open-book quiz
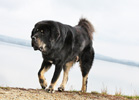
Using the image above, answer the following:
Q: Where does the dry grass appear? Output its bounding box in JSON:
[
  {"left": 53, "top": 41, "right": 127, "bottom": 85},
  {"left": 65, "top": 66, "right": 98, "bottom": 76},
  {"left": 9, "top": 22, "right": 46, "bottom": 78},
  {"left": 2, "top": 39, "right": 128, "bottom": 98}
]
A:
[
  {"left": 115, "top": 88, "right": 122, "bottom": 96},
  {"left": 101, "top": 84, "right": 108, "bottom": 95}
]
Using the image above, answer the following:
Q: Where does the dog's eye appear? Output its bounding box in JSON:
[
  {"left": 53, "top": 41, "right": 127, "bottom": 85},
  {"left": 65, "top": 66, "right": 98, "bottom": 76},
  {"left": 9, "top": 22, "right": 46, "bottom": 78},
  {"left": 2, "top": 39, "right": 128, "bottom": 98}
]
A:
[
  {"left": 41, "top": 30, "right": 44, "bottom": 35},
  {"left": 41, "top": 30, "right": 44, "bottom": 33},
  {"left": 36, "top": 29, "right": 39, "bottom": 31}
]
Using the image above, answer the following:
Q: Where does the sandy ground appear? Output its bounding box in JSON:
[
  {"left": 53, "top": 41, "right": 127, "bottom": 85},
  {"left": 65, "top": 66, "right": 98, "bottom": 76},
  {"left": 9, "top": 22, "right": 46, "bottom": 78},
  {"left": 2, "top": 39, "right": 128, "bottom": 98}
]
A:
[{"left": 0, "top": 87, "right": 130, "bottom": 100}]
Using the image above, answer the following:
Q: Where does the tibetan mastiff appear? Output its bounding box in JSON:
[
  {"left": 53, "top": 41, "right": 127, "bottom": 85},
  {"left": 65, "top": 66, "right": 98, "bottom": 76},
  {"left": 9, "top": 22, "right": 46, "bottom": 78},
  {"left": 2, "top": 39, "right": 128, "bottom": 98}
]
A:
[{"left": 31, "top": 18, "right": 95, "bottom": 93}]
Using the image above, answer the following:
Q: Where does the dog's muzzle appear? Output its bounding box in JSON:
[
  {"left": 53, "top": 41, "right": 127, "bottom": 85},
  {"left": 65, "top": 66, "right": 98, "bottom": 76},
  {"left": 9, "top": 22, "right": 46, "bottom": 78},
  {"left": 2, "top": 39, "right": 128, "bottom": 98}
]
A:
[
  {"left": 31, "top": 36, "right": 46, "bottom": 52},
  {"left": 31, "top": 36, "right": 39, "bottom": 50}
]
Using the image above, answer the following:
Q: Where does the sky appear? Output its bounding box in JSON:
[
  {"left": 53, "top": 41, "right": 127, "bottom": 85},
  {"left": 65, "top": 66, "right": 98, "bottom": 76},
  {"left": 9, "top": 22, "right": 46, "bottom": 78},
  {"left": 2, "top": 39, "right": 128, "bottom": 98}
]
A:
[{"left": 0, "top": 0, "right": 139, "bottom": 61}]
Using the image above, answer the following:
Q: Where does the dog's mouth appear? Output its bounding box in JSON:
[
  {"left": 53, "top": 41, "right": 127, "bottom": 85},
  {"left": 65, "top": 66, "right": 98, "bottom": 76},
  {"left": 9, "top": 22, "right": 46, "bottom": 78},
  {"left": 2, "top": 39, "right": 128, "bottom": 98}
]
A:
[
  {"left": 38, "top": 44, "right": 46, "bottom": 52},
  {"left": 32, "top": 39, "right": 46, "bottom": 53}
]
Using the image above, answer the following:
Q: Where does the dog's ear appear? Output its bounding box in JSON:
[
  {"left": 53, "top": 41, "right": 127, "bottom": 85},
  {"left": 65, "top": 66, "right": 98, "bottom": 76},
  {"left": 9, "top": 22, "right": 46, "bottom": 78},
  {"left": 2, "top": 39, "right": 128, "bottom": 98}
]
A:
[
  {"left": 35, "top": 21, "right": 60, "bottom": 41},
  {"left": 50, "top": 22, "right": 60, "bottom": 42}
]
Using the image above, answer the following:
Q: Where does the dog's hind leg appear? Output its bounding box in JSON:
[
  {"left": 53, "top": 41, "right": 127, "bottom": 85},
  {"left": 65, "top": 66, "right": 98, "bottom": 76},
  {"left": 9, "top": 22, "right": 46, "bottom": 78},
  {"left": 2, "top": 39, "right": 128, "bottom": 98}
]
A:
[
  {"left": 38, "top": 60, "right": 52, "bottom": 89},
  {"left": 79, "top": 46, "right": 94, "bottom": 92},
  {"left": 58, "top": 61, "right": 74, "bottom": 92}
]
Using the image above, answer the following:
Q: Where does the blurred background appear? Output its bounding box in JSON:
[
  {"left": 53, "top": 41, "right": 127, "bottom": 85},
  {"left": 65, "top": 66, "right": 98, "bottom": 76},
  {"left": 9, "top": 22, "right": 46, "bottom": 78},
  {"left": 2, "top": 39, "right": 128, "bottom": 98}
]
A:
[{"left": 0, "top": 0, "right": 139, "bottom": 95}]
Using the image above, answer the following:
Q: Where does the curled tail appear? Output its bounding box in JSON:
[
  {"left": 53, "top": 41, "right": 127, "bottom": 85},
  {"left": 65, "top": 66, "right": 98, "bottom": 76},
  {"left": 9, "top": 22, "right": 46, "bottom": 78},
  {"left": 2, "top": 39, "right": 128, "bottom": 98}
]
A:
[{"left": 78, "top": 18, "right": 95, "bottom": 40}]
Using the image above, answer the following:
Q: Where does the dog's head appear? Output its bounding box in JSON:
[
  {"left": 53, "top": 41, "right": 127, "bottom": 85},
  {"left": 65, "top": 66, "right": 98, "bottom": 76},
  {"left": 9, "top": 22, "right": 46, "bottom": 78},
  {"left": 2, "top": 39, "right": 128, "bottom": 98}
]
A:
[{"left": 31, "top": 21, "right": 60, "bottom": 54}]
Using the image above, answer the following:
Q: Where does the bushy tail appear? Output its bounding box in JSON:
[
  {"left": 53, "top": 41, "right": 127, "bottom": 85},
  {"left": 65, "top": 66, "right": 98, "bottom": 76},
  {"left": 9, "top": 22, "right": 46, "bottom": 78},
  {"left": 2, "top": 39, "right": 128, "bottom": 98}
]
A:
[{"left": 78, "top": 18, "right": 95, "bottom": 40}]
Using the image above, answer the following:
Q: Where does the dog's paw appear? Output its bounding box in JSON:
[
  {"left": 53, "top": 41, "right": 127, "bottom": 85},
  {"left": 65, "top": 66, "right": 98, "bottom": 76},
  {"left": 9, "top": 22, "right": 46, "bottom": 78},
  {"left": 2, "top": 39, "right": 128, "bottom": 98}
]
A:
[
  {"left": 39, "top": 79, "right": 47, "bottom": 89},
  {"left": 80, "top": 90, "right": 86, "bottom": 93},
  {"left": 41, "top": 84, "right": 47, "bottom": 89},
  {"left": 46, "top": 87, "right": 55, "bottom": 93},
  {"left": 58, "top": 86, "right": 64, "bottom": 92}
]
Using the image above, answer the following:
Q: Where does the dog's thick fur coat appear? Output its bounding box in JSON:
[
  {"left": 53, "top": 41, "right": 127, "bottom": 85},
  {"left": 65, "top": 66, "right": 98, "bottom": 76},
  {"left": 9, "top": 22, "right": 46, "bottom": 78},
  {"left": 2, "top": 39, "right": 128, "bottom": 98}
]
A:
[{"left": 31, "top": 18, "right": 95, "bottom": 93}]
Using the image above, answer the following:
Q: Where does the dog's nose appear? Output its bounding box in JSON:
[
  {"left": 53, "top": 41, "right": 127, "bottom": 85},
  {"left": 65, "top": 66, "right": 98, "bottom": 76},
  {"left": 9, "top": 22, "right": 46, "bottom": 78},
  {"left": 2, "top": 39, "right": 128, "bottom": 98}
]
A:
[{"left": 32, "top": 36, "right": 36, "bottom": 41}]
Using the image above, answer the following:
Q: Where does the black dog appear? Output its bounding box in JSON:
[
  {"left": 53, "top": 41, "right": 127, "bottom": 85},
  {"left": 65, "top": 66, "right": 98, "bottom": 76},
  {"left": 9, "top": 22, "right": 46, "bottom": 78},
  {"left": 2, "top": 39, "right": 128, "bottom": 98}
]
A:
[{"left": 31, "top": 18, "right": 95, "bottom": 93}]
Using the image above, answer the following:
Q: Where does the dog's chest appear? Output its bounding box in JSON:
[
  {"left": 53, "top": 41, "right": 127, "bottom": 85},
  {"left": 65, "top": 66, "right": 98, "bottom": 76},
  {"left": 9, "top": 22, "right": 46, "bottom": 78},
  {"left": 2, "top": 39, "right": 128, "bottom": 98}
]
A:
[{"left": 42, "top": 54, "right": 60, "bottom": 64}]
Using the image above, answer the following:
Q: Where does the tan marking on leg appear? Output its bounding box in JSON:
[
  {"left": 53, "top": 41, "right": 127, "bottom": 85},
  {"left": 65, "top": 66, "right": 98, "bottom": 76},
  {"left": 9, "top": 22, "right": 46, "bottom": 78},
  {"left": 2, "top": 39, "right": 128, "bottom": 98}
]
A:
[
  {"left": 81, "top": 74, "right": 88, "bottom": 92},
  {"left": 48, "top": 75, "right": 60, "bottom": 93},
  {"left": 79, "top": 60, "right": 88, "bottom": 92},
  {"left": 49, "top": 60, "right": 74, "bottom": 89},
  {"left": 50, "top": 76, "right": 59, "bottom": 87},
  {"left": 38, "top": 67, "right": 50, "bottom": 88},
  {"left": 59, "top": 61, "right": 74, "bottom": 90},
  {"left": 39, "top": 66, "right": 50, "bottom": 80}
]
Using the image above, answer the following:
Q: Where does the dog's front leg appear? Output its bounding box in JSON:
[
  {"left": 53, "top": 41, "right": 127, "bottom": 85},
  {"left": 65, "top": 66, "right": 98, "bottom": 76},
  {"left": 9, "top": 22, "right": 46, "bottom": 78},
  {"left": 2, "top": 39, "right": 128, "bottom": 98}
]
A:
[
  {"left": 38, "top": 60, "right": 52, "bottom": 89},
  {"left": 46, "top": 63, "right": 63, "bottom": 93}
]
